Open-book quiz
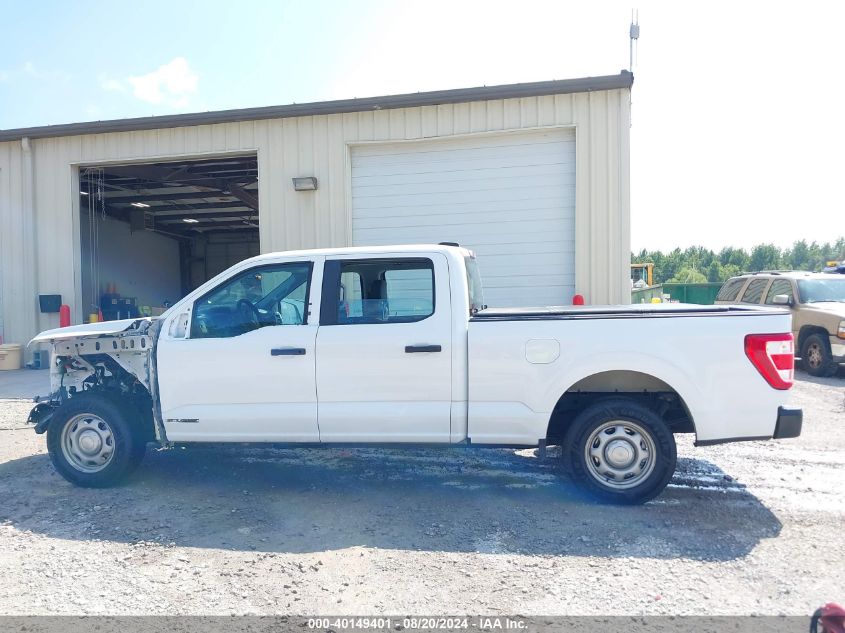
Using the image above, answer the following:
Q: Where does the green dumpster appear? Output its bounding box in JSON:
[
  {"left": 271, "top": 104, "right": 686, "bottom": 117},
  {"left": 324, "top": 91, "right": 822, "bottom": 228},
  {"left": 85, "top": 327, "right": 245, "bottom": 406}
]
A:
[
  {"left": 661, "top": 283, "right": 723, "bottom": 305},
  {"left": 631, "top": 285, "right": 664, "bottom": 304}
]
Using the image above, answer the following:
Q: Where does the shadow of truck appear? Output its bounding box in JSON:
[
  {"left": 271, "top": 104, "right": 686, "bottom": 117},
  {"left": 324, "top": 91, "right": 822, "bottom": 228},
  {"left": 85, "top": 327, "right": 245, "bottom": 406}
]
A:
[{"left": 0, "top": 445, "right": 781, "bottom": 560}]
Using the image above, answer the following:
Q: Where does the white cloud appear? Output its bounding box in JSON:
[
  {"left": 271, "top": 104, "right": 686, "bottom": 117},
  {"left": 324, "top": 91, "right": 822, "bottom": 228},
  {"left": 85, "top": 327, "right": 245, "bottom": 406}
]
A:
[
  {"left": 128, "top": 57, "right": 198, "bottom": 106},
  {"left": 100, "top": 57, "right": 198, "bottom": 108}
]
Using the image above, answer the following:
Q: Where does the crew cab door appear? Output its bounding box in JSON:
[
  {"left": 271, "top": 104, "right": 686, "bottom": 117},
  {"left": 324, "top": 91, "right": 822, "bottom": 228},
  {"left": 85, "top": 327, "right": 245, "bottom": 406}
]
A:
[
  {"left": 156, "top": 257, "right": 320, "bottom": 442},
  {"left": 316, "top": 254, "right": 452, "bottom": 442}
]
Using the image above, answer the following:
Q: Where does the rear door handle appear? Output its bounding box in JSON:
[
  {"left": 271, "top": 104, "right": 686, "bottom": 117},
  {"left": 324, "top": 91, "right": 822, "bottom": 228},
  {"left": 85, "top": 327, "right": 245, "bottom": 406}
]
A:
[
  {"left": 271, "top": 347, "right": 306, "bottom": 356},
  {"left": 405, "top": 345, "right": 442, "bottom": 353}
]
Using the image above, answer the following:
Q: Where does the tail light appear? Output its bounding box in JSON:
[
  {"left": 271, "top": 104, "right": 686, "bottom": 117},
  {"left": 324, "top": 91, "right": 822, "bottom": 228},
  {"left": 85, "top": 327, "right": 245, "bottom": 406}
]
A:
[{"left": 745, "top": 333, "right": 794, "bottom": 390}]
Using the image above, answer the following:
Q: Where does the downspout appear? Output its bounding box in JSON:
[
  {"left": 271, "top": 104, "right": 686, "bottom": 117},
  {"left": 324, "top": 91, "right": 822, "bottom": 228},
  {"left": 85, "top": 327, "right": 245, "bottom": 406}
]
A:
[{"left": 21, "top": 137, "right": 40, "bottom": 343}]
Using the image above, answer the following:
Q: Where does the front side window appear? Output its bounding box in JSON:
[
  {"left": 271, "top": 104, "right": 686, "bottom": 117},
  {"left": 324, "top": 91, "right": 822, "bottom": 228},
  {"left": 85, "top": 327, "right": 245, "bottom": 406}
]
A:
[
  {"left": 331, "top": 258, "right": 434, "bottom": 325},
  {"left": 740, "top": 278, "right": 769, "bottom": 304},
  {"left": 191, "top": 262, "right": 312, "bottom": 338},
  {"left": 764, "top": 279, "right": 795, "bottom": 304}
]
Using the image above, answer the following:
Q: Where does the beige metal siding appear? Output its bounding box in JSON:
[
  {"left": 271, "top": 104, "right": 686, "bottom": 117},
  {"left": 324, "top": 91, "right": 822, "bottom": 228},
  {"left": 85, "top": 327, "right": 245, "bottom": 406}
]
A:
[{"left": 0, "top": 89, "right": 630, "bottom": 344}]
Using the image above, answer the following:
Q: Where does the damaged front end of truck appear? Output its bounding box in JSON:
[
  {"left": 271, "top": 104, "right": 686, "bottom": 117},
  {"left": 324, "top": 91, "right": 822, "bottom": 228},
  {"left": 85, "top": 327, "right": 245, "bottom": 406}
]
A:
[{"left": 26, "top": 317, "right": 167, "bottom": 443}]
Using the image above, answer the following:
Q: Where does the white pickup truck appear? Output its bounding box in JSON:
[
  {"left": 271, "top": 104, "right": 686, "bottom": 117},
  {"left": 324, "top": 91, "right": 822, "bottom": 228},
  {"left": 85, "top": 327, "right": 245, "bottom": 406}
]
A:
[{"left": 27, "top": 244, "right": 802, "bottom": 503}]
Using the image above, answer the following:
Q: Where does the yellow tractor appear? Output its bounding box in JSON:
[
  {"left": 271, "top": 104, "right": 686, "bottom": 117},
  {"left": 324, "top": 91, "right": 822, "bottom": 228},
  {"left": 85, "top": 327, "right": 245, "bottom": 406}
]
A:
[{"left": 631, "top": 262, "right": 654, "bottom": 287}]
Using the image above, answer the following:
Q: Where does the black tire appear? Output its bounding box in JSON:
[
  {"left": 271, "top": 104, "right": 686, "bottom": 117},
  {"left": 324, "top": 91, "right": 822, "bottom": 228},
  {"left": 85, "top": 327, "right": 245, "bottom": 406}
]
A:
[
  {"left": 562, "top": 397, "right": 677, "bottom": 504},
  {"left": 46, "top": 393, "right": 147, "bottom": 487},
  {"left": 801, "top": 333, "right": 838, "bottom": 377}
]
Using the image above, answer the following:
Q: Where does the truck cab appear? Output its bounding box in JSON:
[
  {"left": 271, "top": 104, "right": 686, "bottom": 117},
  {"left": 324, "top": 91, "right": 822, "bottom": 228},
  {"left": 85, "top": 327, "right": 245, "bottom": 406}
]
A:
[{"left": 156, "top": 247, "right": 461, "bottom": 444}]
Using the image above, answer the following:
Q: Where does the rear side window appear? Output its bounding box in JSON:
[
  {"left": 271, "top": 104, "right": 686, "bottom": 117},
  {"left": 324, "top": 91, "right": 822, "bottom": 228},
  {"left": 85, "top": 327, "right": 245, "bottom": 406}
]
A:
[
  {"left": 716, "top": 278, "right": 746, "bottom": 301},
  {"left": 325, "top": 258, "right": 435, "bottom": 325},
  {"left": 740, "top": 279, "right": 770, "bottom": 304},
  {"left": 384, "top": 267, "right": 433, "bottom": 318},
  {"left": 764, "top": 279, "right": 795, "bottom": 304}
]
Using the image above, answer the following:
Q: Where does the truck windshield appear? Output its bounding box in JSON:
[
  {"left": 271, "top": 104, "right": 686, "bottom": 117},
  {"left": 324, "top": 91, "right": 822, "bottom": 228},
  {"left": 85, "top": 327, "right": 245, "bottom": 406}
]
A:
[
  {"left": 798, "top": 278, "right": 845, "bottom": 303},
  {"left": 465, "top": 256, "right": 485, "bottom": 315}
]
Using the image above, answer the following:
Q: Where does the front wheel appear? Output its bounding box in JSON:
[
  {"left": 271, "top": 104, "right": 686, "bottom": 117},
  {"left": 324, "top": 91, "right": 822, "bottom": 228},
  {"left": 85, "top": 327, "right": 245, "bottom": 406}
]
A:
[
  {"left": 46, "top": 393, "right": 146, "bottom": 487},
  {"left": 801, "top": 333, "right": 838, "bottom": 377},
  {"left": 563, "top": 398, "right": 677, "bottom": 504}
]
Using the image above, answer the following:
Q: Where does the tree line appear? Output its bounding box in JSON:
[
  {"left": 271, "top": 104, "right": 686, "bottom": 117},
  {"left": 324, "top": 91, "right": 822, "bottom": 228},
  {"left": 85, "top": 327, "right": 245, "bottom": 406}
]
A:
[{"left": 632, "top": 239, "right": 845, "bottom": 285}]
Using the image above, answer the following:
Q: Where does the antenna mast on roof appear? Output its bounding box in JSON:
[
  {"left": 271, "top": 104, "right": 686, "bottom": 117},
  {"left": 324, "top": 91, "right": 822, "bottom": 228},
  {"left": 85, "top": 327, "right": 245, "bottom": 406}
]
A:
[{"left": 629, "top": 9, "right": 640, "bottom": 72}]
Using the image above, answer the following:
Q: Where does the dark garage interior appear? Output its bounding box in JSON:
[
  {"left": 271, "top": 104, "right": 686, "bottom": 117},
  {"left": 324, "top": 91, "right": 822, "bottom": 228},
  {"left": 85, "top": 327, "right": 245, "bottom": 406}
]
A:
[{"left": 79, "top": 154, "right": 259, "bottom": 321}]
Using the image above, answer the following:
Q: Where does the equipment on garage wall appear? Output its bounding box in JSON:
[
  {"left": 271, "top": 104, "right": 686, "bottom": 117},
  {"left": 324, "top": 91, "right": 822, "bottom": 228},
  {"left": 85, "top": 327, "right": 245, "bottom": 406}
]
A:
[{"left": 38, "top": 294, "right": 62, "bottom": 313}]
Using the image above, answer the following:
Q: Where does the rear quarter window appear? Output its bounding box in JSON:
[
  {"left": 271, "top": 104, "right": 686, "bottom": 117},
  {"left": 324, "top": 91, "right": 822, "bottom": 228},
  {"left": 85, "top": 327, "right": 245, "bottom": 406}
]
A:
[
  {"left": 716, "top": 278, "right": 746, "bottom": 301},
  {"left": 740, "top": 278, "right": 770, "bottom": 304}
]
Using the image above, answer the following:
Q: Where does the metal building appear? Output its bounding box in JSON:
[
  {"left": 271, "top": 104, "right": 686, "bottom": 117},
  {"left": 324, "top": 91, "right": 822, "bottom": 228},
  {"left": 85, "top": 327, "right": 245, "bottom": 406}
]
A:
[{"left": 0, "top": 71, "right": 632, "bottom": 347}]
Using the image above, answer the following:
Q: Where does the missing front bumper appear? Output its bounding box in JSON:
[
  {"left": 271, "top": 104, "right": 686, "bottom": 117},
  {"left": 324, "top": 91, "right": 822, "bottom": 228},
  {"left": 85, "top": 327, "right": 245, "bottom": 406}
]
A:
[{"left": 27, "top": 402, "right": 56, "bottom": 434}]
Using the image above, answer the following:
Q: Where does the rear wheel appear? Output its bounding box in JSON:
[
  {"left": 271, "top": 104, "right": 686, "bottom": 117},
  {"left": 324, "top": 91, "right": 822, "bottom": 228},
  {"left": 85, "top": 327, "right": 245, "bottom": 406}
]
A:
[
  {"left": 801, "top": 333, "right": 838, "bottom": 377},
  {"left": 563, "top": 398, "right": 676, "bottom": 504},
  {"left": 46, "top": 393, "right": 146, "bottom": 487}
]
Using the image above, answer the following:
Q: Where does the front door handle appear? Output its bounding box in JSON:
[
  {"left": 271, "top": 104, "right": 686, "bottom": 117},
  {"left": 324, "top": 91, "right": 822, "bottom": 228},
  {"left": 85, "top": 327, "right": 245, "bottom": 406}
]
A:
[
  {"left": 405, "top": 345, "right": 442, "bottom": 353},
  {"left": 271, "top": 347, "right": 306, "bottom": 356}
]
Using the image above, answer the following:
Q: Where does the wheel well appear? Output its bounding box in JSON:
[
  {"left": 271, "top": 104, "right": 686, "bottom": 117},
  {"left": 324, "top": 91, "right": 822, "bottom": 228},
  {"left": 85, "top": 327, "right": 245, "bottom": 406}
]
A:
[
  {"left": 545, "top": 370, "right": 695, "bottom": 443},
  {"left": 63, "top": 354, "right": 157, "bottom": 442},
  {"left": 797, "top": 325, "right": 830, "bottom": 352}
]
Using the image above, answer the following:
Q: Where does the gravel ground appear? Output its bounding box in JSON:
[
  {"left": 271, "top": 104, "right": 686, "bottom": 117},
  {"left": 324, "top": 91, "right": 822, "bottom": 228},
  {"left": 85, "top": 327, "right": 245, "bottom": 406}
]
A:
[{"left": 0, "top": 371, "right": 842, "bottom": 616}]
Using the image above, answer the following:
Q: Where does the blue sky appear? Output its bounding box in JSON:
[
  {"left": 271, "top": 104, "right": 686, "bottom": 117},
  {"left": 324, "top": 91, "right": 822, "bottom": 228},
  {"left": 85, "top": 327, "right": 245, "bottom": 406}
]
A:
[
  {"left": 2, "top": 1, "right": 844, "bottom": 251},
  {"left": 0, "top": 1, "right": 630, "bottom": 123}
]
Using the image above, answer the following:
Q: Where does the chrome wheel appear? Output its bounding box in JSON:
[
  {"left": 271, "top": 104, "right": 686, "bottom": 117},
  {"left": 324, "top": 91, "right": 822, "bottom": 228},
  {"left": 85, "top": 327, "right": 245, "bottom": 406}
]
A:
[
  {"left": 60, "top": 414, "right": 115, "bottom": 473},
  {"left": 806, "top": 343, "right": 823, "bottom": 369},
  {"left": 584, "top": 420, "right": 656, "bottom": 489}
]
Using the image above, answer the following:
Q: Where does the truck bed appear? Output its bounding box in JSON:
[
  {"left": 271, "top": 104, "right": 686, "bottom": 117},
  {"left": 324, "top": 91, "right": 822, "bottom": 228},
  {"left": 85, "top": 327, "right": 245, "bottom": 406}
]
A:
[{"left": 467, "top": 302, "right": 793, "bottom": 446}]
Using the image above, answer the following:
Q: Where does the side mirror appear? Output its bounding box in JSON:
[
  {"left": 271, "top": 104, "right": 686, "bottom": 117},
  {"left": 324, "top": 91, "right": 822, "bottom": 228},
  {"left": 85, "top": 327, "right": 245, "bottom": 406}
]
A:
[{"left": 772, "top": 294, "right": 792, "bottom": 306}]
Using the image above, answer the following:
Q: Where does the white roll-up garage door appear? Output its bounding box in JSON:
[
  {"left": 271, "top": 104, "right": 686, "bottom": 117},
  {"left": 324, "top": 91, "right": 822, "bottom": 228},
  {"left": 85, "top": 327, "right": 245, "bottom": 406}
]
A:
[{"left": 351, "top": 129, "right": 575, "bottom": 307}]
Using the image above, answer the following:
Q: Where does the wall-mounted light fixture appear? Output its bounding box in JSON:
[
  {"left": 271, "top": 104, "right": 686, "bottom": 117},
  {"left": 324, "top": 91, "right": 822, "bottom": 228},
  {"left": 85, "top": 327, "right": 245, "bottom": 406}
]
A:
[
  {"left": 130, "top": 202, "right": 150, "bottom": 208},
  {"left": 292, "top": 177, "right": 318, "bottom": 191}
]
